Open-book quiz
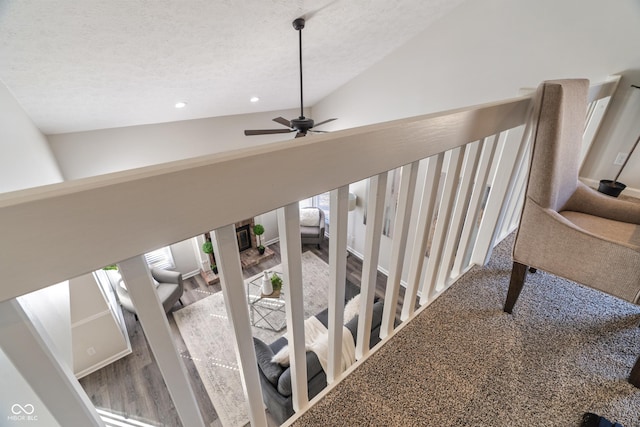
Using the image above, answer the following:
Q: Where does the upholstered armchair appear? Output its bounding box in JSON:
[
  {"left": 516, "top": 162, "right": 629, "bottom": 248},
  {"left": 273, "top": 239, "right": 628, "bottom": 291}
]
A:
[
  {"left": 108, "top": 267, "right": 184, "bottom": 318},
  {"left": 300, "top": 207, "right": 325, "bottom": 248},
  {"left": 504, "top": 79, "right": 640, "bottom": 386}
]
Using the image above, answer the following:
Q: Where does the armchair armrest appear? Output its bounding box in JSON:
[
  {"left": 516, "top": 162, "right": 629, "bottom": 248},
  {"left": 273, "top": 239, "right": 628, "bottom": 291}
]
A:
[
  {"left": 318, "top": 209, "right": 326, "bottom": 235},
  {"left": 151, "top": 267, "right": 183, "bottom": 285},
  {"left": 562, "top": 182, "right": 640, "bottom": 224}
]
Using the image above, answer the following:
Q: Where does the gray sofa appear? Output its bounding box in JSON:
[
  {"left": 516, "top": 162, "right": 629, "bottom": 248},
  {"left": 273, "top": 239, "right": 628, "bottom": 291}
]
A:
[{"left": 253, "top": 300, "right": 386, "bottom": 425}]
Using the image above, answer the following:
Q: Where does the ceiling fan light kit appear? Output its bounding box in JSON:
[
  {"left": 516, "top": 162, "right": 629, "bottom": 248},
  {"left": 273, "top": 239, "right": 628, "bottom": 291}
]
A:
[{"left": 244, "top": 17, "right": 337, "bottom": 138}]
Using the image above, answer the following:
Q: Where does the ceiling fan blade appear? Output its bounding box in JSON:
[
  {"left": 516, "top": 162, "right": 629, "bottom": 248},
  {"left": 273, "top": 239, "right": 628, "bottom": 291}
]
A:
[
  {"left": 309, "top": 130, "right": 329, "bottom": 133},
  {"left": 244, "top": 129, "right": 294, "bottom": 136},
  {"left": 273, "top": 117, "right": 291, "bottom": 127},
  {"left": 313, "top": 118, "right": 337, "bottom": 128}
]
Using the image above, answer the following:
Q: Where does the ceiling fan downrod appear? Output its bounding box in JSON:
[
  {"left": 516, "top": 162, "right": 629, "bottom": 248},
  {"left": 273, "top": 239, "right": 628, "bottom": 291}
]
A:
[
  {"left": 293, "top": 18, "right": 305, "bottom": 119},
  {"left": 243, "top": 16, "right": 336, "bottom": 138}
]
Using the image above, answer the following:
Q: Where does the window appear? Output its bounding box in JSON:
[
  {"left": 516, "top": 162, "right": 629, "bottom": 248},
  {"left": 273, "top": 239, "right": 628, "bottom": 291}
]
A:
[{"left": 144, "top": 247, "right": 175, "bottom": 270}]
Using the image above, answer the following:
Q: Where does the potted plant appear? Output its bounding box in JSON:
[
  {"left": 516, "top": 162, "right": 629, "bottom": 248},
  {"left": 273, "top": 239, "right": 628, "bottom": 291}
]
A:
[
  {"left": 270, "top": 273, "right": 283, "bottom": 292},
  {"left": 202, "top": 239, "right": 218, "bottom": 274},
  {"left": 598, "top": 133, "right": 640, "bottom": 198},
  {"left": 253, "top": 224, "right": 266, "bottom": 254}
]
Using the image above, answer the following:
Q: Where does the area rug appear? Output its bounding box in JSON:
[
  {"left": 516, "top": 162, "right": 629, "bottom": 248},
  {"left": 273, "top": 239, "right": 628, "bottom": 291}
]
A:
[{"left": 173, "top": 251, "right": 334, "bottom": 427}]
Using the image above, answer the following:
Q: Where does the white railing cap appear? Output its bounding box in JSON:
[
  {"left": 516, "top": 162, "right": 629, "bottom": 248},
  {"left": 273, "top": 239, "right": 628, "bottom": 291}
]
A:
[{"left": 2, "top": 95, "right": 533, "bottom": 302}]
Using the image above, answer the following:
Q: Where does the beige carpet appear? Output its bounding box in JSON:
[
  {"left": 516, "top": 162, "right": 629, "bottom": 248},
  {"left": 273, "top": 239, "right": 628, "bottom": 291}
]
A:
[
  {"left": 173, "top": 251, "right": 332, "bottom": 427},
  {"left": 292, "top": 234, "right": 640, "bottom": 426}
]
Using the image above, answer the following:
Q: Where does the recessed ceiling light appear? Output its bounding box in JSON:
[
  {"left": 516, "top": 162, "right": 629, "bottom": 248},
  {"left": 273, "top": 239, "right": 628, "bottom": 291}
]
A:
[
  {"left": 250, "top": 96, "right": 260, "bottom": 103},
  {"left": 174, "top": 101, "right": 187, "bottom": 109}
]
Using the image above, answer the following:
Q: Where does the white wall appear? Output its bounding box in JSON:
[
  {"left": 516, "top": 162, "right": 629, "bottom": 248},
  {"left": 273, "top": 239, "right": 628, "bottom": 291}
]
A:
[
  {"left": 580, "top": 71, "right": 640, "bottom": 192},
  {"left": 312, "top": 0, "right": 640, "bottom": 269},
  {"left": 18, "top": 283, "right": 73, "bottom": 367},
  {"left": 314, "top": 0, "right": 640, "bottom": 130},
  {"left": 170, "top": 238, "right": 201, "bottom": 277},
  {"left": 0, "top": 80, "right": 63, "bottom": 193},
  {"left": 0, "top": 81, "right": 70, "bottom": 425},
  {"left": 256, "top": 210, "right": 279, "bottom": 246},
  {"left": 47, "top": 107, "right": 305, "bottom": 180}
]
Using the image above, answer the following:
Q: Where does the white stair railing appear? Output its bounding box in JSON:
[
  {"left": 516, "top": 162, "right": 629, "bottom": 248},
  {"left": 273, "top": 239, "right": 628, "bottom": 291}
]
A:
[{"left": 0, "top": 79, "right": 619, "bottom": 427}]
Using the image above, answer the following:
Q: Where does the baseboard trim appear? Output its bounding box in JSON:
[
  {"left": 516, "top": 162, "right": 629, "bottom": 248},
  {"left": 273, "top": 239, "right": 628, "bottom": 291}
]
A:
[
  {"left": 347, "top": 246, "right": 407, "bottom": 288},
  {"left": 75, "top": 347, "right": 132, "bottom": 379},
  {"left": 182, "top": 269, "right": 200, "bottom": 279}
]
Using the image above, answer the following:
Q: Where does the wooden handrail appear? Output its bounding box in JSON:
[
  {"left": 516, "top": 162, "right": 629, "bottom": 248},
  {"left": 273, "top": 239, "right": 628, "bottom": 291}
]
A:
[{"left": 0, "top": 96, "right": 531, "bottom": 303}]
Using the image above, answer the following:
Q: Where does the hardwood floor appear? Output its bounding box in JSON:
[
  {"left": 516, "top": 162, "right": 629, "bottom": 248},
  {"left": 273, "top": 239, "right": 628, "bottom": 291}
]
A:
[{"left": 79, "top": 239, "right": 407, "bottom": 426}]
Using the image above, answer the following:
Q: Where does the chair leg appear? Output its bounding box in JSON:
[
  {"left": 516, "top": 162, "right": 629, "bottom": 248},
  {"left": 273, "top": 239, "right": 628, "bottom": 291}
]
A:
[
  {"left": 630, "top": 355, "right": 640, "bottom": 388},
  {"left": 504, "top": 262, "right": 528, "bottom": 314},
  {"left": 179, "top": 298, "right": 184, "bottom": 306}
]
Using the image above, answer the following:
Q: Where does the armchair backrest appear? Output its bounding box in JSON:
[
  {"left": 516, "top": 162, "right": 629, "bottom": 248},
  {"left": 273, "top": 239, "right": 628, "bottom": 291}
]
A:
[{"left": 526, "top": 79, "right": 589, "bottom": 212}]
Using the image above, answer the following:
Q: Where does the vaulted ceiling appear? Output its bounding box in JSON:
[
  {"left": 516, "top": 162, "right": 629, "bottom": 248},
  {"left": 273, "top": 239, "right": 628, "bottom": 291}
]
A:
[{"left": 0, "top": 0, "right": 464, "bottom": 135}]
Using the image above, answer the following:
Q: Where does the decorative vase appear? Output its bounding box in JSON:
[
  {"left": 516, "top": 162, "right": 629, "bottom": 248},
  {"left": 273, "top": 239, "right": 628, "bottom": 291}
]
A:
[
  {"left": 261, "top": 271, "right": 273, "bottom": 295},
  {"left": 258, "top": 246, "right": 266, "bottom": 255}
]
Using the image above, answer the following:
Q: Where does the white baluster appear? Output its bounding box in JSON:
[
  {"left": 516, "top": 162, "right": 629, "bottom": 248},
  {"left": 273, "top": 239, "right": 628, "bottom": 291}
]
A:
[
  {"left": 401, "top": 154, "right": 443, "bottom": 321},
  {"left": 277, "top": 203, "right": 308, "bottom": 412},
  {"left": 437, "top": 140, "right": 482, "bottom": 288},
  {"left": 327, "top": 186, "right": 349, "bottom": 382},
  {"left": 451, "top": 135, "right": 499, "bottom": 277},
  {"left": 380, "top": 161, "right": 420, "bottom": 339},
  {"left": 356, "top": 173, "right": 387, "bottom": 360},
  {"left": 421, "top": 146, "right": 465, "bottom": 304},
  {"left": 211, "top": 225, "right": 268, "bottom": 427}
]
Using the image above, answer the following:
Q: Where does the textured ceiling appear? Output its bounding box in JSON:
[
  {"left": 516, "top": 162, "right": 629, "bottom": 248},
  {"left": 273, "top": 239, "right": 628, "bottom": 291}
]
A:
[{"left": 0, "top": 0, "right": 464, "bottom": 134}]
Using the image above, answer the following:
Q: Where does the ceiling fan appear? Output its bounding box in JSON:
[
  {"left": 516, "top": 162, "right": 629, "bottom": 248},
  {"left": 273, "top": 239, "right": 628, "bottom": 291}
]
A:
[{"left": 244, "top": 17, "right": 337, "bottom": 138}]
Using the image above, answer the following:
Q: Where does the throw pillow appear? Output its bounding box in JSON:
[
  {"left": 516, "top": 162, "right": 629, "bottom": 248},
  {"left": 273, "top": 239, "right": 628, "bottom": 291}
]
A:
[
  {"left": 253, "top": 338, "right": 284, "bottom": 385},
  {"left": 299, "top": 208, "right": 320, "bottom": 227},
  {"left": 343, "top": 294, "right": 361, "bottom": 324}
]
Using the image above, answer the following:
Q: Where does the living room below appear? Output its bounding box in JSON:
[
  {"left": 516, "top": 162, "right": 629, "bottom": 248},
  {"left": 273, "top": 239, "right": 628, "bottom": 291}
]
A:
[{"left": 77, "top": 235, "right": 403, "bottom": 426}]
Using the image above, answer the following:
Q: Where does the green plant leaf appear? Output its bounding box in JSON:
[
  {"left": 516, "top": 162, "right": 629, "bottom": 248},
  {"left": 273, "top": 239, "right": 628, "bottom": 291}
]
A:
[
  {"left": 202, "top": 241, "right": 213, "bottom": 254},
  {"left": 270, "top": 273, "right": 282, "bottom": 290}
]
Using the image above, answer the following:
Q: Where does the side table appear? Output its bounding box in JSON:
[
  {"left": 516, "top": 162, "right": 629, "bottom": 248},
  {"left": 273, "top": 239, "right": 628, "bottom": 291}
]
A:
[{"left": 247, "top": 271, "right": 286, "bottom": 331}]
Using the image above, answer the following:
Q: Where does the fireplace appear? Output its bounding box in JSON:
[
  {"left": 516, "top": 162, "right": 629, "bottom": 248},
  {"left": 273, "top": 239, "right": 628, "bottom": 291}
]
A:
[
  {"left": 236, "top": 224, "right": 252, "bottom": 252},
  {"left": 234, "top": 218, "right": 257, "bottom": 252},
  {"left": 200, "top": 218, "right": 274, "bottom": 285}
]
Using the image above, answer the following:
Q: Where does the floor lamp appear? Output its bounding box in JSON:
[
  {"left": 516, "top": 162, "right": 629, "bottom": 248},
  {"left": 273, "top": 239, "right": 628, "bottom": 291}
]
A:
[{"left": 597, "top": 84, "right": 640, "bottom": 197}]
